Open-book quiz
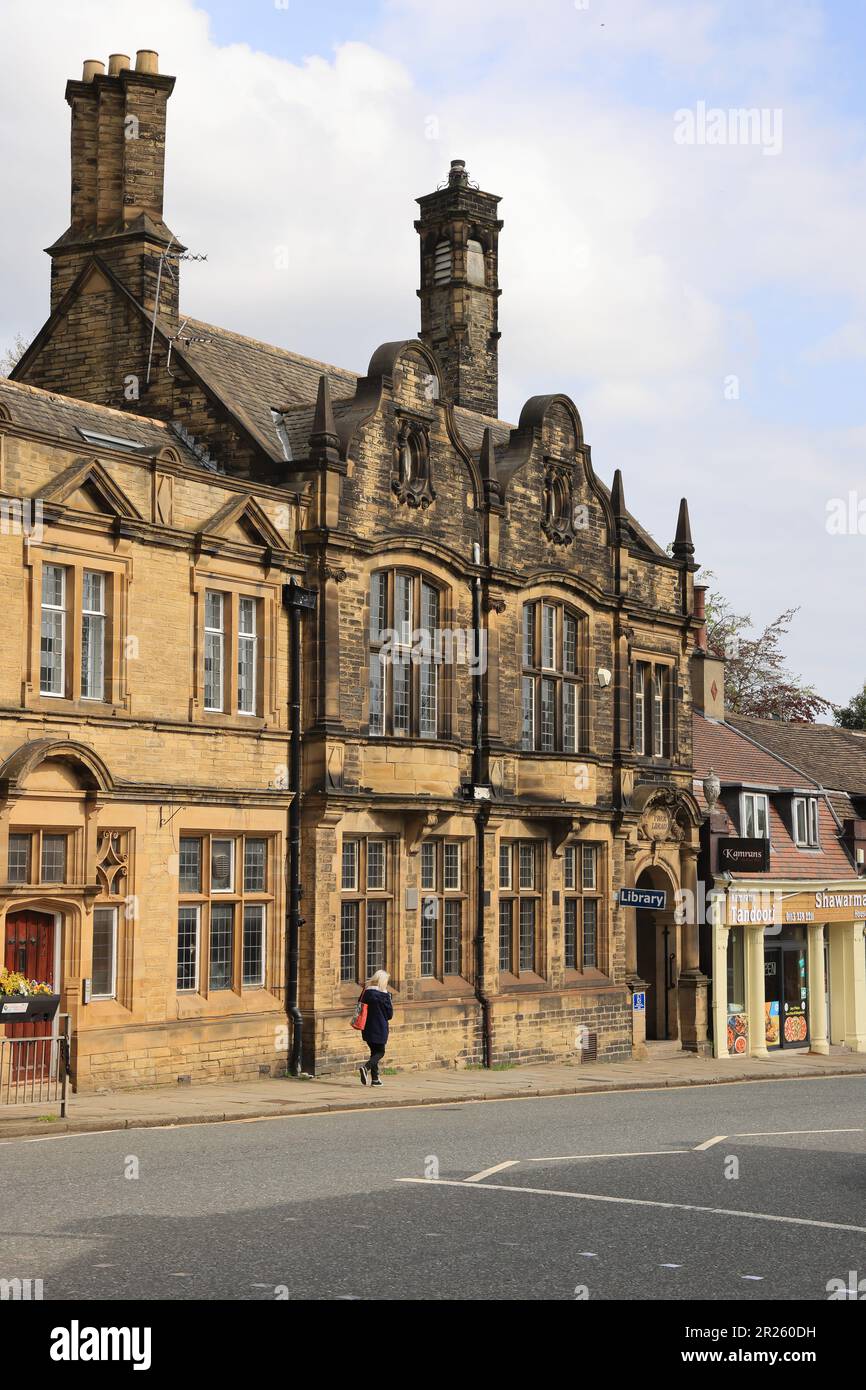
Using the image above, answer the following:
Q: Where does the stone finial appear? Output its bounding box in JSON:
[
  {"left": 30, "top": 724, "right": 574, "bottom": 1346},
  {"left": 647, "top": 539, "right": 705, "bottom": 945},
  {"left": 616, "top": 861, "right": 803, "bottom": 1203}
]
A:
[
  {"left": 309, "top": 374, "right": 341, "bottom": 466},
  {"left": 672, "top": 496, "right": 695, "bottom": 558}
]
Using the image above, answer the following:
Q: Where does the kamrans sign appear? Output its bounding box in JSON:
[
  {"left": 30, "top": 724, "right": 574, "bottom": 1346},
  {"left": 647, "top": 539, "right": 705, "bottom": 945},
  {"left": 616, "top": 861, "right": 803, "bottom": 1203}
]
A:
[{"left": 729, "top": 887, "right": 866, "bottom": 926}]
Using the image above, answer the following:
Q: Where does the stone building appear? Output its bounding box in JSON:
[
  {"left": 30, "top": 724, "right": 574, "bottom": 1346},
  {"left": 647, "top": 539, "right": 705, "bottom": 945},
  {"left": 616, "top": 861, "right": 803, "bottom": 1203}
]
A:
[{"left": 2, "top": 50, "right": 707, "bottom": 1088}]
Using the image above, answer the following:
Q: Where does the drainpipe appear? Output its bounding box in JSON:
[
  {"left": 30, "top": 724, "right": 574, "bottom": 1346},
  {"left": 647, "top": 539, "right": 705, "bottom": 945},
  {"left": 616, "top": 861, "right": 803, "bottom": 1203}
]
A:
[
  {"left": 471, "top": 543, "right": 493, "bottom": 1067},
  {"left": 283, "top": 580, "right": 317, "bottom": 1077}
]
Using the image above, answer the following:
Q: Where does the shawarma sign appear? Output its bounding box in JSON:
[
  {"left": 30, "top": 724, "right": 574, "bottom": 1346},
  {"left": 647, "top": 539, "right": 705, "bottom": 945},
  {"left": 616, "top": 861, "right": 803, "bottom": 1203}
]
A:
[{"left": 728, "top": 886, "right": 866, "bottom": 926}]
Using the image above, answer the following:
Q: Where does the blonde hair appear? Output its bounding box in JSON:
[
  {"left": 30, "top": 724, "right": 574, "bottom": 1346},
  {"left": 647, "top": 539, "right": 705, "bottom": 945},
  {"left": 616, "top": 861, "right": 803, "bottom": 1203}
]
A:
[{"left": 368, "top": 970, "right": 390, "bottom": 991}]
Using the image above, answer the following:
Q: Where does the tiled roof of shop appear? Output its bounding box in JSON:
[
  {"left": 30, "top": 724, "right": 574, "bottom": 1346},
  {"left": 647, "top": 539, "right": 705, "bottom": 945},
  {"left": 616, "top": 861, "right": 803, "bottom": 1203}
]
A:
[
  {"left": 693, "top": 713, "right": 819, "bottom": 789},
  {"left": 727, "top": 715, "right": 866, "bottom": 794}
]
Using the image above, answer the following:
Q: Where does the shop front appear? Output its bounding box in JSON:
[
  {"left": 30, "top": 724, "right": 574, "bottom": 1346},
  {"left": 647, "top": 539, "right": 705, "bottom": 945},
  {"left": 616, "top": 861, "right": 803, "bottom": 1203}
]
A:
[{"left": 711, "top": 883, "right": 866, "bottom": 1058}]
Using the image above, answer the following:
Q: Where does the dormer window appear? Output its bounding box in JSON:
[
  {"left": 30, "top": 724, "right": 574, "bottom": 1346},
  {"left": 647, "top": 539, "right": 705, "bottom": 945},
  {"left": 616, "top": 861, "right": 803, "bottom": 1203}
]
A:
[
  {"left": 793, "top": 796, "right": 820, "bottom": 848},
  {"left": 741, "top": 792, "right": 769, "bottom": 840}
]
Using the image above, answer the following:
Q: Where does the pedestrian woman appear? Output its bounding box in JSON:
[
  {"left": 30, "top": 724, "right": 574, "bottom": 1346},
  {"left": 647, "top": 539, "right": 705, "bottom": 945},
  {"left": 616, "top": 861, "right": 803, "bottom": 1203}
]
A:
[{"left": 358, "top": 970, "right": 393, "bottom": 1086}]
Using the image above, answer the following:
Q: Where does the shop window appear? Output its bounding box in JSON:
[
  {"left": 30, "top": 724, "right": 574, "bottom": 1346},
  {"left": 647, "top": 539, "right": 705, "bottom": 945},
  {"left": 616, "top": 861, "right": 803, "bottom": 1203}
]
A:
[
  {"left": 499, "top": 841, "right": 542, "bottom": 977},
  {"left": 419, "top": 839, "right": 467, "bottom": 979},
  {"left": 563, "top": 844, "right": 603, "bottom": 971},
  {"left": 521, "top": 601, "right": 583, "bottom": 753},
  {"left": 368, "top": 571, "right": 446, "bottom": 739},
  {"left": 741, "top": 792, "right": 769, "bottom": 840},
  {"left": 793, "top": 796, "right": 819, "bottom": 848},
  {"left": 176, "top": 833, "right": 274, "bottom": 994},
  {"left": 339, "top": 838, "right": 393, "bottom": 983}
]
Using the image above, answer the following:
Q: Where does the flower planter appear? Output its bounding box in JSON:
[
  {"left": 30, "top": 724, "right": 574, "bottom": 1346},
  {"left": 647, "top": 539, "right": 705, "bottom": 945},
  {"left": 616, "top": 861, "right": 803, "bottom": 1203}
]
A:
[{"left": 0, "top": 994, "right": 61, "bottom": 1023}]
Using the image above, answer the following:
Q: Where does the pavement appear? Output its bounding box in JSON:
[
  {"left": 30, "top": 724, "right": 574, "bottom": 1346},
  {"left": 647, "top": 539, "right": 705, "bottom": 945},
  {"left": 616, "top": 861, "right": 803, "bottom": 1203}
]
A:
[{"left": 2, "top": 1042, "right": 865, "bottom": 1139}]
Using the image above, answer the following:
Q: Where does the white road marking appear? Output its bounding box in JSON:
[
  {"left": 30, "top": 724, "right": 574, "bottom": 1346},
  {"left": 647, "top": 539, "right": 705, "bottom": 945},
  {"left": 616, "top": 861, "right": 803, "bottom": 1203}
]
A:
[
  {"left": 579, "top": 1252, "right": 597, "bottom": 1257},
  {"left": 733, "top": 1128, "right": 863, "bottom": 1137},
  {"left": 396, "top": 1177, "right": 866, "bottom": 1234},
  {"left": 660, "top": 1263, "right": 683, "bottom": 1268},
  {"left": 741, "top": 1275, "right": 764, "bottom": 1280},
  {"left": 528, "top": 1149, "right": 689, "bottom": 1162},
  {"left": 693, "top": 1135, "right": 728, "bottom": 1151},
  {"left": 464, "top": 1160, "right": 519, "bottom": 1183}
]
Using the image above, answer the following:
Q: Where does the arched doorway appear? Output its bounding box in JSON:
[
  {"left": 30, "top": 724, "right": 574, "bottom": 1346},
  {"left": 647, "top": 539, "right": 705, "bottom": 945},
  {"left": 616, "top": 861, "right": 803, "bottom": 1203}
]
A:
[{"left": 635, "top": 866, "right": 679, "bottom": 1041}]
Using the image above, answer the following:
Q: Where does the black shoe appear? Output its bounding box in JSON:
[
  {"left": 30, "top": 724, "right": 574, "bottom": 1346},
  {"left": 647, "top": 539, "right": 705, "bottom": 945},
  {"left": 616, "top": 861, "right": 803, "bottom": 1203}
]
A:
[
  {"left": 359, "top": 1066, "right": 369, "bottom": 1086},
  {"left": 371, "top": 1078, "right": 383, "bottom": 1086}
]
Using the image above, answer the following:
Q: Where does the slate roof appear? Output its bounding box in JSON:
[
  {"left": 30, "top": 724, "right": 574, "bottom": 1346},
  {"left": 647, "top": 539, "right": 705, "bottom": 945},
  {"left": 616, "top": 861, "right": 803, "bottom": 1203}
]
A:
[
  {"left": 179, "top": 319, "right": 359, "bottom": 463},
  {"left": 727, "top": 715, "right": 866, "bottom": 795},
  {"left": 0, "top": 377, "right": 202, "bottom": 466}
]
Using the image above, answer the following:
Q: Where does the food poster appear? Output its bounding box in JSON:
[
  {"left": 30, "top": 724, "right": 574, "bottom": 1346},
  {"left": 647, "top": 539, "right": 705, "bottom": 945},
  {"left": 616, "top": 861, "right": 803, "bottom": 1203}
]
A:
[{"left": 727, "top": 1013, "right": 748, "bottom": 1054}]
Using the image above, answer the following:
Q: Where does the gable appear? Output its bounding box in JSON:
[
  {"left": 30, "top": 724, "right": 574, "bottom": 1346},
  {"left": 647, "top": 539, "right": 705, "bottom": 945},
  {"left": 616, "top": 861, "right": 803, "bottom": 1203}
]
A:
[
  {"left": 34, "top": 457, "right": 143, "bottom": 520},
  {"left": 199, "top": 493, "right": 291, "bottom": 552}
]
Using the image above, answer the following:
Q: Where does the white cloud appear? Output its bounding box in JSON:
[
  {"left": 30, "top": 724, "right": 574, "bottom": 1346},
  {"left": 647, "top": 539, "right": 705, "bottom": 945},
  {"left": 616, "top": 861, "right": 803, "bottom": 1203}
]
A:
[{"left": 1, "top": 0, "right": 864, "bottom": 703}]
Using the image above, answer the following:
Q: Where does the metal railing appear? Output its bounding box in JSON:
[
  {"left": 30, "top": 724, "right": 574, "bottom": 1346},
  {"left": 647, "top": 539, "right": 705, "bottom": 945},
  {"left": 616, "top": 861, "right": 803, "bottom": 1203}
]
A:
[{"left": 0, "top": 1014, "right": 70, "bottom": 1116}]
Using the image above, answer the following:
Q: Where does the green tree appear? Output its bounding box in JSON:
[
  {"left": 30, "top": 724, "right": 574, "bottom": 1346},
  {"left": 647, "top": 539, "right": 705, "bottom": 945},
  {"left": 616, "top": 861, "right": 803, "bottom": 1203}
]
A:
[
  {"left": 834, "top": 682, "right": 866, "bottom": 730},
  {"left": 701, "top": 577, "right": 831, "bottom": 722}
]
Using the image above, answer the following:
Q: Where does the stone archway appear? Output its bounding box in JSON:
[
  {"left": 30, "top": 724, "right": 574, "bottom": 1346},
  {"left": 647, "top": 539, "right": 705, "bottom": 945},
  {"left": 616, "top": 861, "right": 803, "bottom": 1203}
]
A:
[{"left": 635, "top": 864, "right": 679, "bottom": 1041}]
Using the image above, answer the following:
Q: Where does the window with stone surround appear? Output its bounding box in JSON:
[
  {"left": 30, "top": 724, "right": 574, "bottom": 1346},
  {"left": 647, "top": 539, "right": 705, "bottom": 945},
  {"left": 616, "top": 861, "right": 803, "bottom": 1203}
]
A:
[
  {"left": 633, "top": 658, "right": 673, "bottom": 758},
  {"left": 498, "top": 840, "right": 543, "bottom": 977},
  {"left": 419, "top": 838, "right": 467, "bottom": 980},
  {"left": 176, "top": 833, "right": 273, "bottom": 993},
  {"left": 563, "top": 843, "right": 603, "bottom": 972},
  {"left": 38, "top": 562, "right": 112, "bottom": 702},
  {"left": 339, "top": 837, "right": 394, "bottom": 983},
  {"left": 520, "top": 600, "right": 584, "bottom": 753},
  {"left": 201, "top": 589, "right": 263, "bottom": 717},
  {"left": 368, "top": 570, "right": 447, "bottom": 739},
  {"left": 7, "top": 829, "right": 73, "bottom": 886}
]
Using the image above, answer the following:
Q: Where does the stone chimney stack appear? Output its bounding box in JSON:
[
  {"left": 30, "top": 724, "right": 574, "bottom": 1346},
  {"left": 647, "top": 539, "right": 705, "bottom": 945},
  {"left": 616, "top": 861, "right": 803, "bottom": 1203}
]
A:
[
  {"left": 690, "top": 585, "right": 726, "bottom": 720},
  {"left": 49, "top": 50, "right": 182, "bottom": 321},
  {"left": 415, "top": 160, "right": 502, "bottom": 418}
]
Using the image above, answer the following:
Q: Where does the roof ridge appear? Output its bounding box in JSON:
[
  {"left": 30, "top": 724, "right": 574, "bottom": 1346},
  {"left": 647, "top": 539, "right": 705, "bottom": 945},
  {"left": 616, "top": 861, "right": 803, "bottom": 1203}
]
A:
[{"left": 183, "top": 318, "right": 360, "bottom": 380}]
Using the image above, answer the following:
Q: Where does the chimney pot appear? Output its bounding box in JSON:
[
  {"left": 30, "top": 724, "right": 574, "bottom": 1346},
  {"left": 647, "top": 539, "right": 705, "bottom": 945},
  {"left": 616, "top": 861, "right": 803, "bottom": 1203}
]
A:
[
  {"left": 108, "top": 53, "right": 131, "bottom": 76},
  {"left": 82, "top": 59, "right": 105, "bottom": 82},
  {"left": 135, "top": 49, "right": 159, "bottom": 74}
]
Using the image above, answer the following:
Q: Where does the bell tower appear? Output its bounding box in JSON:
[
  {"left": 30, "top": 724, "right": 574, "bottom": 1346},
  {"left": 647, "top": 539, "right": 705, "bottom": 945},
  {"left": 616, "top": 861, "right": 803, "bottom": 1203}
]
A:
[{"left": 415, "top": 160, "right": 502, "bottom": 418}]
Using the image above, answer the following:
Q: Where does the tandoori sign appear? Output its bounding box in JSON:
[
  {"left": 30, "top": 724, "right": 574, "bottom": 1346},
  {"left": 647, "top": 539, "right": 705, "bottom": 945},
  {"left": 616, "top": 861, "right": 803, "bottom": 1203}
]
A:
[{"left": 728, "top": 886, "right": 866, "bottom": 926}]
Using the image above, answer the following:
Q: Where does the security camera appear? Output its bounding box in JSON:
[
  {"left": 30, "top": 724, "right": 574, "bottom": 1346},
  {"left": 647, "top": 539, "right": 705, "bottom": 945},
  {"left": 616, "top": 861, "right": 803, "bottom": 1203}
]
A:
[{"left": 597, "top": 667, "right": 612, "bottom": 688}]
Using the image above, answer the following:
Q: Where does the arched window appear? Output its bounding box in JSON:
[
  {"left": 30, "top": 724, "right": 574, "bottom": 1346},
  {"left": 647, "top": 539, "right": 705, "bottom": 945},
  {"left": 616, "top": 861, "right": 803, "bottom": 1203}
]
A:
[
  {"left": 369, "top": 570, "right": 445, "bottom": 739},
  {"left": 466, "top": 238, "right": 486, "bottom": 287},
  {"left": 520, "top": 600, "right": 583, "bottom": 753}
]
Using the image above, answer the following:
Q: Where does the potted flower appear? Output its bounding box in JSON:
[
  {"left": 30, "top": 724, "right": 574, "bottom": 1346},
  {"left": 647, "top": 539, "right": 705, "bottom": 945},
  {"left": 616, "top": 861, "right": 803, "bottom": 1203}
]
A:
[{"left": 0, "top": 969, "right": 61, "bottom": 1022}]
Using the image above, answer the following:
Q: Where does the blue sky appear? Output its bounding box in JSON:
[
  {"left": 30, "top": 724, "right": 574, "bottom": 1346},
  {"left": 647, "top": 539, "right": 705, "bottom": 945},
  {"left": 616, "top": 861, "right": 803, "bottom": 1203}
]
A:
[{"left": 2, "top": 0, "right": 865, "bottom": 707}]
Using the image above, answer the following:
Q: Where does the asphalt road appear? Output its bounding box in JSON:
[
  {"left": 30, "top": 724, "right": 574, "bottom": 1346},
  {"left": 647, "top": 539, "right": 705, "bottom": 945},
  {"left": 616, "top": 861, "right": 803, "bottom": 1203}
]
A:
[{"left": 1, "top": 1075, "right": 865, "bottom": 1301}]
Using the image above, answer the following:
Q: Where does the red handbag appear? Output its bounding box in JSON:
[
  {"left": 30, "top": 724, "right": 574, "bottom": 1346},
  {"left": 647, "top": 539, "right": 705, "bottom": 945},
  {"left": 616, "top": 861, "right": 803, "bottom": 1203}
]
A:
[{"left": 351, "top": 991, "right": 367, "bottom": 1031}]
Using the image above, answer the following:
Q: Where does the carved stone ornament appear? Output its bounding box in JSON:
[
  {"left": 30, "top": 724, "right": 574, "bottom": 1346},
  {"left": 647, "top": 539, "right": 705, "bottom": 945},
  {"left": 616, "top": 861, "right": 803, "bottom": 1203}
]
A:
[
  {"left": 392, "top": 418, "right": 435, "bottom": 509},
  {"left": 541, "top": 458, "right": 576, "bottom": 546},
  {"left": 95, "top": 830, "right": 128, "bottom": 896}
]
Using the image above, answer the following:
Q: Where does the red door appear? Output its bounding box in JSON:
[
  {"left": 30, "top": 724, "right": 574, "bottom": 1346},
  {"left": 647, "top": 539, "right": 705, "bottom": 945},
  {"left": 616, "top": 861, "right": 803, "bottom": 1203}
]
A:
[{"left": 4, "top": 911, "right": 56, "bottom": 1080}]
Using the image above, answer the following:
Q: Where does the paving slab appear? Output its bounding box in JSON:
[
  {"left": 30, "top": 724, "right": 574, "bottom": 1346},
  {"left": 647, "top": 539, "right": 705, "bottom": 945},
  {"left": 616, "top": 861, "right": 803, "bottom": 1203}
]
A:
[{"left": 0, "top": 1046, "right": 863, "bottom": 1140}]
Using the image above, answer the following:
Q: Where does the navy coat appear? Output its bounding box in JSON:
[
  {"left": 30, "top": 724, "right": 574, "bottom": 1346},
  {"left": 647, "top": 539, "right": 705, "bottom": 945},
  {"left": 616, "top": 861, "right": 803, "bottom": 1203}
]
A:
[{"left": 361, "top": 988, "right": 393, "bottom": 1045}]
